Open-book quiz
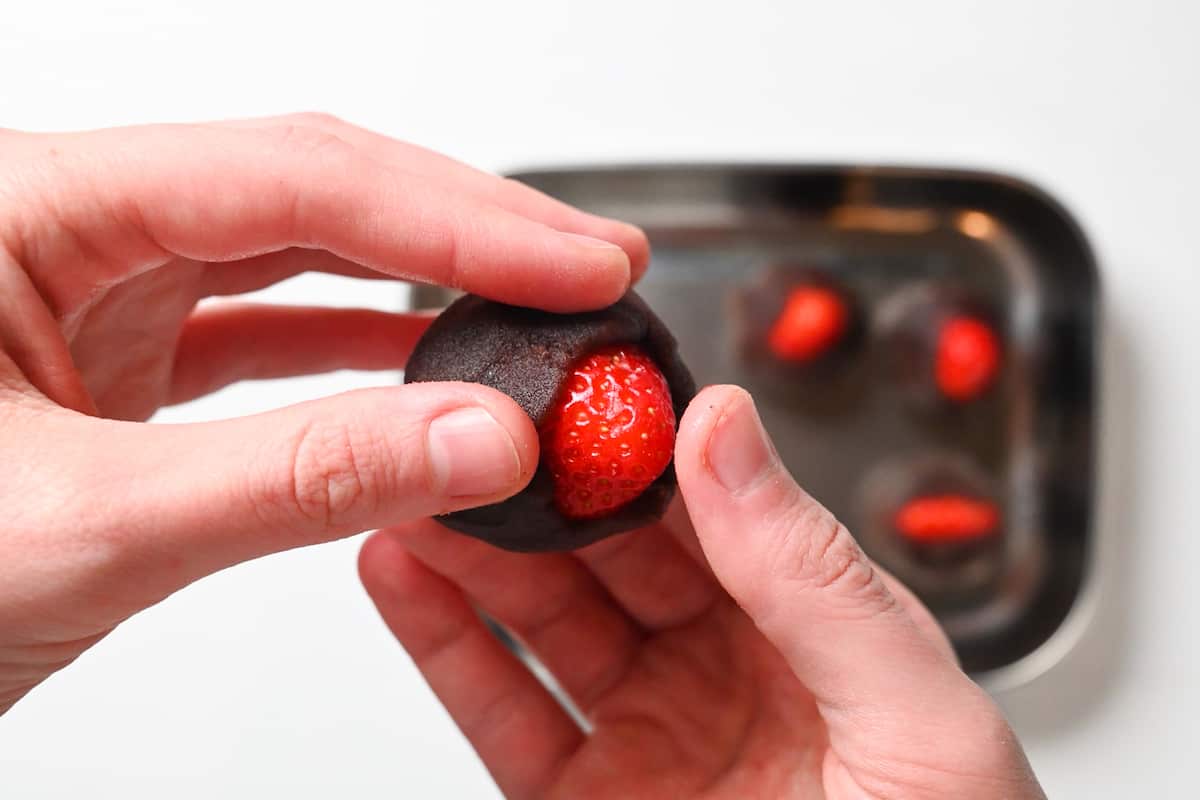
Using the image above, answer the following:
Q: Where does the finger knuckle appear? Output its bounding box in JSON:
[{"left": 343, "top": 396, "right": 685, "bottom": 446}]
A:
[
  {"left": 281, "top": 111, "right": 346, "bottom": 129},
  {"left": 255, "top": 124, "right": 356, "bottom": 241},
  {"left": 498, "top": 176, "right": 540, "bottom": 203},
  {"left": 282, "top": 419, "right": 381, "bottom": 529},
  {"left": 462, "top": 681, "right": 527, "bottom": 743},
  {"left": 0, "top": 655, "right": 76, "bottom": 685},
  {"left": 265, "top": 123, "right": 353, "bottom": 162},
  {"left": 769, "top": 495, "right": 890, "bottom": 609},
  {"left": 0, "top": 681, "right": 39, "bottom": 713},
  {"left": 428, "top": 220, "right": 464, "bottom": 289},
  {"left": 886, "top": 690, "right": 1029, "bottom": 792}
]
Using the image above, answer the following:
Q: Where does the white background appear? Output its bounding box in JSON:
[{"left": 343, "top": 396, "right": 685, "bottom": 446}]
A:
[{"left": 2, "top": 1, "right": 1198, "bottom": 797}]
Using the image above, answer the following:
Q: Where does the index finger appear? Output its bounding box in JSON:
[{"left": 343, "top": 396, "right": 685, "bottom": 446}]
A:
[
  {"left": 6, "top": 123, "right": 634, "bottom": 315},
  {"left": 213, "top": 112, "right": 652, "bottom": 280}
]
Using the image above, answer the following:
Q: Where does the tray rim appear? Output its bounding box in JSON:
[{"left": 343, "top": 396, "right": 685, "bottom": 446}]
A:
[{"left": 481, "top": 163, "right": 1103, "bottom": 692}]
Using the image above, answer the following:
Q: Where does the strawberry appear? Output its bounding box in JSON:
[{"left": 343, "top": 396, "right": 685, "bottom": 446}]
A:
[
  {"left": 540, "top": 345, "right": 676, "bottom": 520},
  {"left": 893, "top": 494, "right": 1000, "bottom": 544},
  {"left": 935, "top": 316, "right": 1001, "bottom": 401},
  {"left": 767, "top": 286, "right": 849, "bottom": 362}
]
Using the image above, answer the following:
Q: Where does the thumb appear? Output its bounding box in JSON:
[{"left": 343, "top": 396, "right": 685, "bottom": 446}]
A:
[
  {"left": 675, "top": 386, "right": 989, "bottom": 741},
  {"left": 89, "top": 382, "right": 536, "bottom": 591}
]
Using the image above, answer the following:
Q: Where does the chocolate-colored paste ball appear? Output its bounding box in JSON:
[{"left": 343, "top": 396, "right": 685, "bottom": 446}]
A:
[
  {"left": 856, "top": 452, "right": 1009, "bottom": 610},
  {"left": 874, "top": 283, "right": 1004, "bottom": 411},
  {"left": 729, "top": 265, "right": 866, "bottom": 415},
  {"left": 733, "top": 266, "right": 862, "bottom": 372},
  {"left": 404, "top": 291, "right": 696, "bottom": 552}
]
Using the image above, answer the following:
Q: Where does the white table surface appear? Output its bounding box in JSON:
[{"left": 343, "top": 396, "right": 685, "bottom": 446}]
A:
[{"left": 2, "top": 1, "right": 1197, "bottom": 797}]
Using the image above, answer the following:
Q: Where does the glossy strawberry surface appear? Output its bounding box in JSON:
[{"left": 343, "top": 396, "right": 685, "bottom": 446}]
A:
[{"left": 540, "top": 345, "right": 676, "bottom": 520}]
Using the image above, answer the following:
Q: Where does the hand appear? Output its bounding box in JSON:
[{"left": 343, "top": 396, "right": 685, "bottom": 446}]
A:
[
  {"left": 0, "top": 113, "right": 648, "bottom": 713},
  {"left": 360, "top": 385, "right": 1046, "bottom": 799}
]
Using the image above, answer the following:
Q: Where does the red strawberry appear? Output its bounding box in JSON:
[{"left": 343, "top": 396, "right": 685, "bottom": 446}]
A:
[
  {"left": 767, "top": 286, "right": 849, "bottom": 362},
  {"left": 935, "top": 316, "right": 1001, "bottom": 401},
  {"left": 540, "top": 345, "right": 676, "bottom": 520},
  {"left": 893, "top": 495, "right": 1000, "bottom": 544}
]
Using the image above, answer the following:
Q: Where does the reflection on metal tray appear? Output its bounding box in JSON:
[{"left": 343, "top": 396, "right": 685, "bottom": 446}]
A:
[{"left": 412, "top": 165, "right": 1099, "bottom": 688}]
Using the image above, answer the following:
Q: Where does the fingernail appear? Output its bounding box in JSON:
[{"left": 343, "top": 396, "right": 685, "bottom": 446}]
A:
[
  {"left": 707, "top": 394, "right": 778, "bottom": 493},
  {"left": 426, "top": 407, "right": 521, "bottom": 497},
  {"left": 559, "top": 231, "right": 624, "bottom": 250}
]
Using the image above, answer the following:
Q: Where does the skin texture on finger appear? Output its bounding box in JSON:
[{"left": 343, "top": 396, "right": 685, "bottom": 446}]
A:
[
  {"left": 198, "top": 247, "right": 396, "bottom": 296},
  {"left": 623, "top": 496, "right": 955, "bottom": 661},
  {"left": 0, "top": 123, "right": 632, "bottom": 319},
  {"left": 876, "top": 566, "right": 958, "bottom": 665},
  {"left": 393, "top": 518, "right": 642, "bottom": 711},
  {"left": 0, "top": 250, "right": 95, "bottom": 413},
  {"left": 25, "top": 382, "right": 540, "bottom": 616},
  {"left": 167, "top": 304, "right": 435, "bottom": 404},
  {"left": 554, "top": 606, "right": 822, "bottom": 800},
  {"left": 574, "top": 523, "right": 719, "bottom": 630},
  {"left": 0, "top": 630, "right": 113, "bottom": 716},
  {"left": 655, "top": 494, "right": 953, "bottom": 659},
  {"left": 63, "top": 252, "right": 411, "bottom": 420},
  {"left": 359, "top": 531, "right": 583, "bottom": 799},
  {"left": 676, "top": 385, "right": 1042, "bottom": 798},
  {"left": 213, "top": 113, "right": 651, "bottom": 279},
  {"left": 66, "top": 260, "right": 206, "bottom": 420}
]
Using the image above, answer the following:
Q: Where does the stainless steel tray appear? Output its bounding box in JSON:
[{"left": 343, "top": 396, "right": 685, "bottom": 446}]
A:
[{"left": 412, "top": 165, "right": 1099, "bottom": 686}]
